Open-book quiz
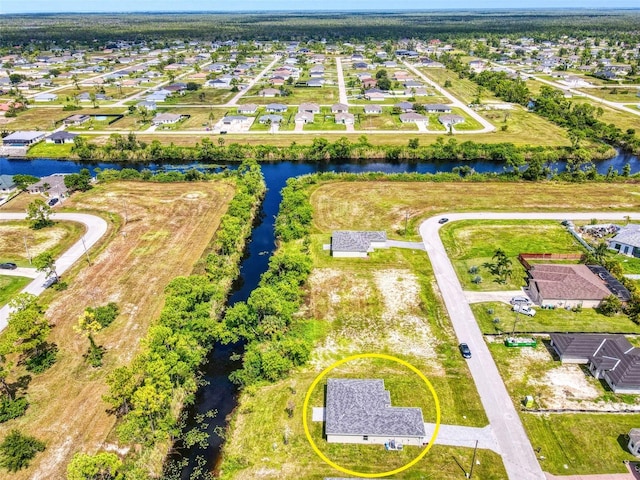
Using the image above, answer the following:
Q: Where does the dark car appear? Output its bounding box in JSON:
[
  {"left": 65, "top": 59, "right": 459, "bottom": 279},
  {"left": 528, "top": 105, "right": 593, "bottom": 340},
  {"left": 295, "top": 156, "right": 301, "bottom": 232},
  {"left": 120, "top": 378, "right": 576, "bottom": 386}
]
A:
[
  {"left": 438, "top": 218, "right": 449, "bottom": 224},
  {"left": 459, "top": 343, "right": 471, "bottom": 359},
  {"left": 48, "top": 198, "right": 59, "bottom": 206},
  {"left": 0, "top": 262, "right": 17, "bottom": 270}
]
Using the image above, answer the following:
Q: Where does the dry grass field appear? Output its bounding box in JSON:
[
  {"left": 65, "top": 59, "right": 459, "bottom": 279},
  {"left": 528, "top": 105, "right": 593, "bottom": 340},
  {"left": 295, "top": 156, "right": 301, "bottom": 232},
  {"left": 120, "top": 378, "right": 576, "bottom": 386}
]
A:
[
  {"left": 0, "top": 180, "right": 235, "bottom": 480},
  {"left": 310, "top": 181, "right": 640, "bottom": 239}
]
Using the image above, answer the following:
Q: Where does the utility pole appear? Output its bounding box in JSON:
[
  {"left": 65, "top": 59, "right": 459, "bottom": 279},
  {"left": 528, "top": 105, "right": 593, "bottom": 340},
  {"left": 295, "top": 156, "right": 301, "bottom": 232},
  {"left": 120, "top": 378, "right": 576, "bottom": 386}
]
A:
[
  {"left": 81, "top": 236, "right": 92, "bottom": 266},
  {"left": 467, "top": 440, "right": 479, "bottom": 479},
  {"left": 23, "top": 234, "right": 31, "bottom": 265}
]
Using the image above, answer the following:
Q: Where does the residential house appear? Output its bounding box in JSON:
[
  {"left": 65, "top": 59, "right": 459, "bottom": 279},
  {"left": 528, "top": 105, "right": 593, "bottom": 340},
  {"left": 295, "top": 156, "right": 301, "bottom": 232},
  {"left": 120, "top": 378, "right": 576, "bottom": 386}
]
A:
[
  {"left": 395, "top": 102, "right": 414, "bottom": 113},
  {"left": 608, "top": 224, "right": 640, "bottom": 257},
  {"left": 294, "top": 112, "right": 314, "bottom": 124},
  {"left": 335, "top": 112, "right": 355, "bottom": 125},
  {"left": 205, "top": 78, "right": 231, "bottom": 89},
  {"left": 63, "top": 114, "right": 90, "bottom": 126},
  {"left": 0, "top": 175, "right": 16, "bottom": 194},
  {"left": 362, "top": 78, "right": 377, "bottom": 89},
  {"left": 136, "top": 101, "right": 157, "bottom": 111},
  {"left": 628, "top": 429, "right": 640, "bottom": 457},
  {"left": 298, "top": 103, "right": 320, "bottom": 114},
  {"left": 26, "top": 173, "right": 69, "bottom": 197},
  {"left": 237, "top": 104, "right": 259, "bottom": 114},
  {"left": 400, "top": 112, "right": 428, "bottom": 125},
  {"left": 76, "top": 92, "right": 109, "bottom": 102},
  {"left": 365, "top": 89, "right": 386, "bottom": 101},
  {"left": 265, "top": 103, "right": 287, "bottom": 113},
  {"left": 550, "top": 333, "right": 640, "bottom": 394},
  {"left": 331, "top": 231, "right": 387, "bottom": 258},
  {"left": 526, "top": 264, "right": 617, "bottom": 308},
  {"left": 331, "top": 103, "right": 349, "bottom": 114},
  {"left": 221, "top": 115, "right": 250, "bottom": 127},
  {"left": 324, "top": 379, "right": 427, "bottom": 446},
  {"left": 364, "top": 104, "right": 382, "bottom": 114},
  {"left": 152, "top": 113, "right": 183, "bottom": 125},
  {"left": 307, "top": 79, "right": 324, "bottom": 87},
  {"left": 259, "top": 114, "right": 283, "bottom": 124},
  {"left": 438, "top": 114, "right": 465, "bottom": 128},
  {"left": 33, "top": 93, "right": 58, "bottom": 102},
  {"left": 45, "top": 131, "right": 78, "bottom": 144},
  {"left": 424, "top": 104, "right": 452, "bottom": 113},
  {"left": 259, "top": 88, "right": 281, "bottom": 97},
  {"left": 2, "top": 131, "right": 46, "bottom": 146}
]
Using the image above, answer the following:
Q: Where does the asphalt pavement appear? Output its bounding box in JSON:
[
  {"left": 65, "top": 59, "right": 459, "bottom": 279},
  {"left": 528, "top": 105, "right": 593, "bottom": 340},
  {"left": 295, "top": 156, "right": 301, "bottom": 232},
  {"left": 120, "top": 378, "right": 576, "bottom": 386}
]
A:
[{"left": 0, "top": 212, "right": 108, "bottom": 331}]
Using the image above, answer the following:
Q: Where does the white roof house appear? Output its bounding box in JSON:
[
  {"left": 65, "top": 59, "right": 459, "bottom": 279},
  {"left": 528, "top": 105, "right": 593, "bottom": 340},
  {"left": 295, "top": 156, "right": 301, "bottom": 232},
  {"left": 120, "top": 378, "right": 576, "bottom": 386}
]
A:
[
  {"left": 609, "top": 224, "right": 640, "bottom": 257},
  {"left": 331, "top": 231, "right": 387, "bottom": 257}
]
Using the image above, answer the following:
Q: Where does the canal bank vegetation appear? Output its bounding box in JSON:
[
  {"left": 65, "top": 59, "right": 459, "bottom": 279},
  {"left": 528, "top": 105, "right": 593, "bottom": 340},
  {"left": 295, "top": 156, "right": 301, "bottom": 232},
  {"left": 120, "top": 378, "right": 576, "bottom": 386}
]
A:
[
  {"left": 0, "top": 171, "right": 261, "bottom": 480},
  {"left": 216, "top": 175, "right": 503, "bottom": 479},
  {"left": 50, "top": 132, "right": 620, "bottom": 172}
]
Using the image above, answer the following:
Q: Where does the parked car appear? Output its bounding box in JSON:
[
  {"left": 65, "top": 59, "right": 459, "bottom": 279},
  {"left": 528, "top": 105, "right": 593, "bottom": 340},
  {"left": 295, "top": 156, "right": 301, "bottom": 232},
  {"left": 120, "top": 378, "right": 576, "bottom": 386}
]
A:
[
  {"left": 48, "top": 197, "right": 59, "bottom": 206},
  {"left": 438, "top": 218, "right": 449, "bottom": 224},
  {"left": 513, "top": 304, "right": 536, "bottom": 317},
  {"left": 510, "top": 295, "right": 532, "bottom": 306},
  {"left": 458, "top": 343, "right": 471, "bottom": 359},
  {"left": 0, "top": 262, "right": 17, "bottom": 270}
]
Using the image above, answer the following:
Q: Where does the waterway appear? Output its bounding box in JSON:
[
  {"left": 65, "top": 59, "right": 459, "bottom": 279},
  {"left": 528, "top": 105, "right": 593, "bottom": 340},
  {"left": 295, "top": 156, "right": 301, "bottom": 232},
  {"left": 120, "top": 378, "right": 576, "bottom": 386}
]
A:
[{"left": 1, "top": 152, "right": 639, "bottom": 478}]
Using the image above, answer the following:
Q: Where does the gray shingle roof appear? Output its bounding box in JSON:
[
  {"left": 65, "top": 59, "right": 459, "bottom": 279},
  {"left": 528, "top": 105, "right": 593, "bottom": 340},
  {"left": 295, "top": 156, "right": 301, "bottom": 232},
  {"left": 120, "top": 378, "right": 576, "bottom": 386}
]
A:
[
  {"left": 332, "top": 231, "right": 386, "bottom": 253},
  {"left": 611, "top": 224, "right": 640, "bottom": 250},
  {"left": 325, "top": 379, "right": 426, "bottom": 438}
]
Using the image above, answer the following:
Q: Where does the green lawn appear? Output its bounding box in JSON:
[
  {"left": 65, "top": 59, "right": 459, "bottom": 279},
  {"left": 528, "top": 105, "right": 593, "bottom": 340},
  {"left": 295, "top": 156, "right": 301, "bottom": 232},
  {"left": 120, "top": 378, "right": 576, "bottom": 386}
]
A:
[
  {"left": 0, "top": 275, "right": 31, "bottom": 307},
  {"left": 522, "top": 414, "right": 638, "bottom": 475},
  {"left": 472, "top": 302, "right": 640, "bottom": 334},
  {"left": 27, "top": 142, "right": 74, "bottom": 158},
  {"left": 440, "top": 220, "right": 585, "bottom": 291}
]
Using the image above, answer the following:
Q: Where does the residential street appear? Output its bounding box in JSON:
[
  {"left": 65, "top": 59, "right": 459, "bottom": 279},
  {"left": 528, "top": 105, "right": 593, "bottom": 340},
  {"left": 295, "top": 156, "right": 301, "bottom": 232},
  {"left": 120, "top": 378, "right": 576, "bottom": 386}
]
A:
[
  {"left": 0, "top": 212, "right": 108, "bottom": 331},
  {"left": 419, "top": 211, "right": 640, "bottom": 480}
]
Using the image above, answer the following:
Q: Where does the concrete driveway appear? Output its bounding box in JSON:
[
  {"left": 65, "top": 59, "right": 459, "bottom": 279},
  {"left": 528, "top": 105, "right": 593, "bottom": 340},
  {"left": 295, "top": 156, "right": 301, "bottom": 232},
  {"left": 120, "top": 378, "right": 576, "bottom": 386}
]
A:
[
  {"left": 0, "top": 212, "right": 108, "bottom": 331},
  {"left": 419, "top": 211, "right": 640, "bottom": 480}
]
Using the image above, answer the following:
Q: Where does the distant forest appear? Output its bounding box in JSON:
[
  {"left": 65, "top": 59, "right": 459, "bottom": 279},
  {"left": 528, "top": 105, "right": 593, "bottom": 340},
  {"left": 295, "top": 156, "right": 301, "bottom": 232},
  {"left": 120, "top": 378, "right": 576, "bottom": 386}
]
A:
[{"left": 2, "top": 10, "right": 640, "bottom": 46}]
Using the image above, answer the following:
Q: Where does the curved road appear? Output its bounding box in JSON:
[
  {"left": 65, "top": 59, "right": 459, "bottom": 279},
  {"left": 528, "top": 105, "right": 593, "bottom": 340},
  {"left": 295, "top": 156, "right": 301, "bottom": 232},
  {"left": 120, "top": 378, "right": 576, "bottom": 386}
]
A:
[
  {"left": 420, "top": 211, "right": 640, "bottom": 480},
  {"left": 0, "top": 212, "right": 108, "bottom": 331}
]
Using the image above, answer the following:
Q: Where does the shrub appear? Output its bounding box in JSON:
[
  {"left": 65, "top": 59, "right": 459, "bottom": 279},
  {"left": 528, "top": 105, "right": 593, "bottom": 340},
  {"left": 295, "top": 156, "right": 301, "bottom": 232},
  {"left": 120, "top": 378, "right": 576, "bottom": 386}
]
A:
[
  {"left": 0, "top": 430, "right": 45, "bottom": 472},
  {"left": 0, "top": 397, "right": 29, "bottom": 423},
  {"left": 87, "top": 302, "right": 119, "bottom": 328},
  {"left": 24, "top": 344, "right": 58, "bottom": 373}
]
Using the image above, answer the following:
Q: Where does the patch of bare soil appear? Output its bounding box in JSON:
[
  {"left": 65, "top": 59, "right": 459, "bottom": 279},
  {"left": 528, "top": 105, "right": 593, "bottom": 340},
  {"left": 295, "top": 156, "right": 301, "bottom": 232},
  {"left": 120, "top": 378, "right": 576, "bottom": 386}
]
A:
[{"left": 308, "top": 268, "right": 438, "bottom": 369}]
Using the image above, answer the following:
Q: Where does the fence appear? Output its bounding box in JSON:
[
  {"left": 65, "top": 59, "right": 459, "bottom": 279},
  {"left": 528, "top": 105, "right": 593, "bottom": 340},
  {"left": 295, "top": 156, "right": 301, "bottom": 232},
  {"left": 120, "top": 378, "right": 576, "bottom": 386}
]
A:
[{"left": 517, "top": 253, "right": 585, "bottom": 270}]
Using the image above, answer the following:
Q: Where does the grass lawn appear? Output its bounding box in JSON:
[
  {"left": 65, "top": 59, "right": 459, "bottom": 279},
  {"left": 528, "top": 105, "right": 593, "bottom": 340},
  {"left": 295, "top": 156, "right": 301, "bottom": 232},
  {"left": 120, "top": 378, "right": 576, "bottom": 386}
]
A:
[
  {"left": 309, "top": 181, "right": 640, "bottom": 243},
  {"left": 472, "top": 302, "right": 640, "bottom": 334},
  {"left": 0, "top": 180, "right": 236, "bottom": 480},
  {"left": 0, "top": 218, "right": 86, "bottom": 266},
  {"left": 417, "top": 67, "right": 500, "bottom": 105},
  {"left": 0, "top": 275, "right": 31, "bottom": 307},
  {"left": 576, "top": 87, "right": 640, "bottom": 103},
  {"left": 163, "top": 89, "right": 233, "bottom": 105},
  {"left": 439, "top": 220, "right": 584, "bottom": 291},
  {"left": 304, "top": 115, "right": 347, "bottom": 131},
  {"left": 522, "top": 414, "right": 638, "bottom": 475},
  {"left": 27, "top": 142, "right": 74, "bottom": 158},
  {"left": 572, "top": 98, "right": 640, "bottom": 133},
  {"left": 2, "top": 107, "right": 69, "bottom": 130}
]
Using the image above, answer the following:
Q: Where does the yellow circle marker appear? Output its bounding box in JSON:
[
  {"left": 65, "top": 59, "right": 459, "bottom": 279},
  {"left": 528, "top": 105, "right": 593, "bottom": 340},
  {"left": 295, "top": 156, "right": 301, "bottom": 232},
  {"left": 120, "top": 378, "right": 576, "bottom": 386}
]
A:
[{"left": 302, "top": 353, "right": 441, "bottom": 478}]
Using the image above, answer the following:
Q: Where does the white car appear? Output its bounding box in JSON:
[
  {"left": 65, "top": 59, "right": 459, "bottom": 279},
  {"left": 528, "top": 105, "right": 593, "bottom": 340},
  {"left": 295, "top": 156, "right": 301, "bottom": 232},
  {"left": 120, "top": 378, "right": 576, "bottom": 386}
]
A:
[
  {"left": 510, "top": 296, "right": 532, "bottom": 306},
  {"left": 513, "top": 304, "right": 536, "bottom": 317}
]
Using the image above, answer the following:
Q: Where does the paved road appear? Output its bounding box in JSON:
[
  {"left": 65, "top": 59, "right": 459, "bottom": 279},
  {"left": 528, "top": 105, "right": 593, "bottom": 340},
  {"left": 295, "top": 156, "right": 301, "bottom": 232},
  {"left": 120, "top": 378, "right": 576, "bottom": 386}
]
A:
[
  {"left": 335, "top": 57, "right": 349, "bottom": 105},
  {"left": 0, "top": 213, "right": 108, "bottom": 332},
  {"left": 225, "top": 55, "right": 281, "bottom": 107},
  {"left": 419, "top": 211, "right": 640, "bottom": 480},
  {"left": 403, "top": 61, "right": 496, "bottom": 133},
  {"left": 532, "top": 76, "right": 640, "bottom": 119}
]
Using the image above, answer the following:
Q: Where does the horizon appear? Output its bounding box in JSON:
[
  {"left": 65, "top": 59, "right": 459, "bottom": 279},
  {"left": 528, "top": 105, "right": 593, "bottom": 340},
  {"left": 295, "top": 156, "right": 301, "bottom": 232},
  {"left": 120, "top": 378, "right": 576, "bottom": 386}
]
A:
[{"left": 3, "top": 1, "right": 640, "bottom": 14}]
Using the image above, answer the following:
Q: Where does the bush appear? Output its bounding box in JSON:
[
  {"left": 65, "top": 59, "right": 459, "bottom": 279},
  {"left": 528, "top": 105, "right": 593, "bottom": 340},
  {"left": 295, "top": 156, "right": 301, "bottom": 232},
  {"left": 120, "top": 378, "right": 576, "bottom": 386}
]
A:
[
  {"left": 87, "top": 303, "right": 119, "bottom": 328},
  {"left": 0, "top": 430, "right": 45, "bottom": 472},
  {"left": 0, "top": 397, "right": 29, "bottom": 423},
  {"left": 24, "top": 344, "right": 58, "bottom": 373}
]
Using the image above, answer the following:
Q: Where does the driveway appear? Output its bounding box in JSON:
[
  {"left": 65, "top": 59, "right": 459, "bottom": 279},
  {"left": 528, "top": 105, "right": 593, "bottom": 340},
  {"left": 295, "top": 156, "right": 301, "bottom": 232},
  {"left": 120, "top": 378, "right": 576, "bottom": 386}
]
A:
[
  {"left": 464, "top": 290, "right": 525, "bottom": 304},
  {"left": 419, "top": 211, "right": 640, "bottom": 480},
  {"left": 0, "top": 212, "right": 108, "bottom": 332}
]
